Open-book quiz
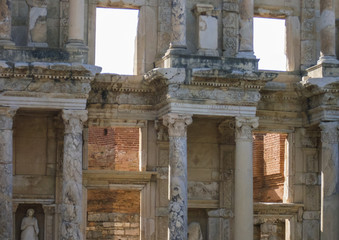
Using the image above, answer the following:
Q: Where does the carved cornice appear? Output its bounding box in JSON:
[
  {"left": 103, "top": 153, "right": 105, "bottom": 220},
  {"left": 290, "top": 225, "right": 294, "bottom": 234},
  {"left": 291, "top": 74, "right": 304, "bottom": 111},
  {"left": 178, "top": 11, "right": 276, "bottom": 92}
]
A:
[
  {"left": 0, "top": 61, "right": 100, "bottom": 80},
  {"left": 162, "top": 113, "right": 192, "bottom": 137},
  {"left": 191, "top": 68, "right": 277, "bottom": 89}
]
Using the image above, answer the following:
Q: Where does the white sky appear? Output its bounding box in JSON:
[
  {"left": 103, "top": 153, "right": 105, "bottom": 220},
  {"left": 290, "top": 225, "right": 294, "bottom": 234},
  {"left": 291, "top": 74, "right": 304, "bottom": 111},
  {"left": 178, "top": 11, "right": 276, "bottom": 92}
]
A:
[
  {"left": 254, "top": 17, "right": 286, "bottom": 71},
  {"left": 95, "top": 11, "right": 287, "bottom": 74},
  {"left": 95, "top": 8, "right": 139, "bottom": 74}
]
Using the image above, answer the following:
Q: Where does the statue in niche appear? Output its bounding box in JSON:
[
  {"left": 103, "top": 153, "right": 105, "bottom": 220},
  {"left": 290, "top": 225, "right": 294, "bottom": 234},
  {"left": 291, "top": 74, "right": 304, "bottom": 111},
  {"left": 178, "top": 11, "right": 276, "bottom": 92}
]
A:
[
  {"left": 21, "top": 208, "right": 39, "bottom": 240},
  {"left": 188, "top": 222, "right": 203, "bottom": 240}
]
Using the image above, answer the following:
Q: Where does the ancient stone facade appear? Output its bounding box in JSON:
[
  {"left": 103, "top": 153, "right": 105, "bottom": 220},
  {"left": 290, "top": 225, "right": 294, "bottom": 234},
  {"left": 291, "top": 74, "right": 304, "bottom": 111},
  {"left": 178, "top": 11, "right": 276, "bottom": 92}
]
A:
[{"left": 1, "top": 0, "right": 339, "bottom": 239}]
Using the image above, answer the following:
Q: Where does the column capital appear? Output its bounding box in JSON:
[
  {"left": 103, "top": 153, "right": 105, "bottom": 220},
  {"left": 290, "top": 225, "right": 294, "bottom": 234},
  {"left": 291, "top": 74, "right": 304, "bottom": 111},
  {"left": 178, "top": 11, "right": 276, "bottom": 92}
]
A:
[
  {"left": 319, "top": 121, "right": 338, "bottom": 144},
  {"left": 162, "top": 113, "right": 192, "bottom": 137},
  {"left": 62, "top": 109, "right": 88, "bottom": 134},
  {"left": 235, "top": 116, "right": 258, "bottom": 142},
  {"left": 0, "top": 107, "right": 18, "bottom": 130}
]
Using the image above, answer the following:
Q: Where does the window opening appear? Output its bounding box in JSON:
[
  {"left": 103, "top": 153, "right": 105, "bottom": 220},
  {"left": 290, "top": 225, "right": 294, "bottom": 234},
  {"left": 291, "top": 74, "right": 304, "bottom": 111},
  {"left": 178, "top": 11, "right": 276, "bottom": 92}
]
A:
[
  {"left": 253, "top": 17, "right": 286, "bottom": 71},
  {"left": 95, "top": 8, "right": 139, "bottom": 74}
]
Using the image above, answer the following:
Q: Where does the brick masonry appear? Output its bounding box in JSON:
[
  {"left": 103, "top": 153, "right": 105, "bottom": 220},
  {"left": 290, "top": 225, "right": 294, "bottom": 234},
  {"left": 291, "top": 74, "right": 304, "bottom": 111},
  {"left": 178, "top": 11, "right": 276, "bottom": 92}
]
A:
[
  {"left": 253, "top": 133, "right": 287, "bottom": 202},
  {"left": 87, "top": 127, "right": 140, "bottom": 240}
]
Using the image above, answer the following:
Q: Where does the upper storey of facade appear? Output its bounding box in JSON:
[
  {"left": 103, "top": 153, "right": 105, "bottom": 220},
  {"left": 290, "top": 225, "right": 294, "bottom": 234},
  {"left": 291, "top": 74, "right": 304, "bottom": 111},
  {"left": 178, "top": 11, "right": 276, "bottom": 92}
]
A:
[{"left": 1, "top": 0, "right": 339, "bottom": 73}]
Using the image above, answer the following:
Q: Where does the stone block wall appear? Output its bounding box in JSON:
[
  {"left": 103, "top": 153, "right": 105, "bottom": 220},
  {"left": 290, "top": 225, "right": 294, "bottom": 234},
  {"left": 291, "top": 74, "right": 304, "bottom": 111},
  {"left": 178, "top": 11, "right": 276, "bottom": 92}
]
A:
[
  {"left": 88, "top": 127, "right": 139, "bottom": 171},
  {"left": 87, "top": 190, "right": 140, "bottom": 240},
  {"left": 253, "top": 133, "right": 287, "bottom": 202}
]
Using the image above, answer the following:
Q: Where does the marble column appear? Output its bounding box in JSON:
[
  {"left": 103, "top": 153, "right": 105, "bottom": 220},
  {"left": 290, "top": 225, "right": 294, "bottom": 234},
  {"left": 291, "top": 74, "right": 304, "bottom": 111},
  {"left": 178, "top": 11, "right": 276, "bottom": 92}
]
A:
[
  {"left": 234, "top": 116, "right": 258, "bottom": 240},
  {"left": 0, "top": 107, "right": 17, "bottom": 240},
  {"left": 61, "top": 110, "right": 87, "bottom": 240},
  {"left": 169, "top": 0, "right": 187, "bottom": 51},
  {"left": 163, "top": 113, "right": 192, "bottom": 240},
  {"left": 66, "top": 0, "right": 86, "bottom": 48},
  {"left": 319, "top": 122, "right": 339, "bottom": 240},
  {"left": 318, "top": 0, "right": 338, "bottom": 64},
  {"left": 237, "top": 0, "right": 254, "bottom": 58},
  {"left": 0, "top": 0, "right": 15, "bottom": 46}
]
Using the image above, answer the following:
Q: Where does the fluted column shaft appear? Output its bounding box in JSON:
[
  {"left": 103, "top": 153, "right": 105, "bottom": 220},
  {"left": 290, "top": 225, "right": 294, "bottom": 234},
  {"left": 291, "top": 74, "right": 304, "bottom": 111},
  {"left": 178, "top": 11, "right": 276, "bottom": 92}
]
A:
[
  {"left": 319, "top": 122, "right": 339, "bottom": 240},
  {"left": 237, "top": 0, "right": 254, "bottom": 58},
  {"left": 234, "top": 117, "right": 258, "bottom": 240},
  {"left": 0, "top": 0, "right": 14, "bottom": 46},
  {"left": 67, "top": 0, "right": 85, "bottom": 46},
  {"left": 163, "top": 114, "right": 192, "bottom": 240},
  {"left": 0, "top": 107, "right": 17, "bottom": 240},
  {"left": 61, "top": 110, "right": 87, "bottom": 240},
  {"left": 318, "top": 0, "right": 338, "bottom": 63},
  {"left": 169, "top": 0, "right": 187, "bottom": 50}
]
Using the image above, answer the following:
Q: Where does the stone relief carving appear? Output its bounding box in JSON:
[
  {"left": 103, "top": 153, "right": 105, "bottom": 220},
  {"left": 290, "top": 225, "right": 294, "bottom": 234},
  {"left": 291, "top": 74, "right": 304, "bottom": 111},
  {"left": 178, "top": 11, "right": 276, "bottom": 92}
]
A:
[
  {"left": 188, "top": 222, "right": 203, "bottom": 240},
  {"left": 21, "top": 209, "right": 39, "bottom": 240},
  {"left": 188, "top": 181, "right": 219, "bottom": 200}
]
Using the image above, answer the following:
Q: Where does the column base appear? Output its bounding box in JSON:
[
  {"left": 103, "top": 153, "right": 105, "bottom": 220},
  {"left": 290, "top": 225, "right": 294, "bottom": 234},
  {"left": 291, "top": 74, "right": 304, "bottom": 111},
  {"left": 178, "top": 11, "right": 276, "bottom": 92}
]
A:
[
  {"left": 236, "top": 51, "right": 256, "bottom": 59},
  {"left": 66, "top": 40, "right": 88, "bottom": 50},
  {"left": 317, "top": 55, "right": 339, "bottom": 65},
  {"left": 166, "top": 44, "right": 189, "bottom": 56}
]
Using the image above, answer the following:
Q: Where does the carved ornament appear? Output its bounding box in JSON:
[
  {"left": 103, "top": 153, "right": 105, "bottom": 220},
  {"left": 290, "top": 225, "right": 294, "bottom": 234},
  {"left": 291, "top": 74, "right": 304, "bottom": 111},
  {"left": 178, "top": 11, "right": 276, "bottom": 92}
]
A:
[
  {"left": 62, "top": 110, "right": 88, "bottom": 134},
  {"left": 235, "top": 117, "right": 258, "bottom": 142},
  {"left": 319, "top": 121, "right": 339, "bottom": 144},
  {"left": 162, "top": 113, "right": 192, "bottom": 137}
]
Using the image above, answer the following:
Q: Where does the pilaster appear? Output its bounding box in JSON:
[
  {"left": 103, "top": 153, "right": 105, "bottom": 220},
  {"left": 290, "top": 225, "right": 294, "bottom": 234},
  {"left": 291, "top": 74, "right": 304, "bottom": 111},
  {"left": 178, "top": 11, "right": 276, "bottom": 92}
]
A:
[
  {"left": 0, "top": 107, "right": 17, "bottom": 240},
  {"left": 162, "top": 113, "right": 192, "bottom": 240},
  {"left": 319, "top": 122, "right": 339, "bottom": 240},
  {"left": 61, "top": 109, "right": 87, "bottom": 240},
  {"left": 234, "top": 116, "right": 258, "bottom": 240}
]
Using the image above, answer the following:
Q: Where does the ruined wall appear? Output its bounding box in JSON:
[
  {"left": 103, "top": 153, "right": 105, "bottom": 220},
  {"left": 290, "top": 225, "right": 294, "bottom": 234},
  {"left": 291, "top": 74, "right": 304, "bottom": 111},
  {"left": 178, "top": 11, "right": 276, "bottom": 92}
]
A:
[
  {"left": 253, "top": 133, "right": 287, "bottom": 202},
  {"left": 87, "top": 190, "right": 140, "bottom": 240},
  {"left": 87, "top": 126, "right": 140, "bottom": 239}
]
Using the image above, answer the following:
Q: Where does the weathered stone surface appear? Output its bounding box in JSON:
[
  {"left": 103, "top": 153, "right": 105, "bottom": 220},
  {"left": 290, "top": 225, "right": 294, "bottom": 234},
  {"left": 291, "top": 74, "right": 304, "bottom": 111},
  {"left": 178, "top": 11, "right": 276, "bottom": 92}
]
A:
[
  {"left": 0, "top": 0, "right": 14, "bottom": 45},
  {"left": 61, "top": 110, "right": 88, "bottom": 240},
  {"left": 163, "top": 114, "right": 192, "bottom": 240},
  {"left": 0, "top": 107, "right": 16, "bottom": 240}
]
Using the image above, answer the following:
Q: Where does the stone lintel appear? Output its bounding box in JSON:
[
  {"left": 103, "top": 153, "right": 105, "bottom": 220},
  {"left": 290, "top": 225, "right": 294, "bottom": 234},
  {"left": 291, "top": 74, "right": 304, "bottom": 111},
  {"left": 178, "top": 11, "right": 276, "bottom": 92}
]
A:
[
  {"left": 193, "top": 3, "right": 217, "bottom": 16},
  {"left": 158, "top": 102, "right": 257, "bottom": 118}
]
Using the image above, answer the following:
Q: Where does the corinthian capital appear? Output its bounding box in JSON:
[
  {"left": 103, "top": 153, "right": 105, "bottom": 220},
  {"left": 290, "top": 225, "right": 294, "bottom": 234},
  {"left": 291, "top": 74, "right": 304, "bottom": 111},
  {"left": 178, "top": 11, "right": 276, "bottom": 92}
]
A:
[
  {"left": 62, "top": 110, "right": 88, "bottom": 134},
  {"left": 319, "top": 122, "right": 338, "bottom": 144},
  {"left": 235, "top": 117, "right": 259, "bottom": 142},
  {"left": 162, "top": 113, "right": 192, "bottom": 137}
]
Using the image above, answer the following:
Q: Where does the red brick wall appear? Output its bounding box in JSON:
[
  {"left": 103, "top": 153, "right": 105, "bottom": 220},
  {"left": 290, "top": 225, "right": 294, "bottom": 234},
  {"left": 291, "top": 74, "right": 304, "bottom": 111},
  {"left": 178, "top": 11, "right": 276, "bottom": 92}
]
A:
[
  {"left": 88, "top": 127, "right": 139, "bottom": 171},
  {"left": 253, "top": 133, "right": 287, "bottom": 202},
  {"left": 87, "top": 190, "right": 140, "bottom": 240}
]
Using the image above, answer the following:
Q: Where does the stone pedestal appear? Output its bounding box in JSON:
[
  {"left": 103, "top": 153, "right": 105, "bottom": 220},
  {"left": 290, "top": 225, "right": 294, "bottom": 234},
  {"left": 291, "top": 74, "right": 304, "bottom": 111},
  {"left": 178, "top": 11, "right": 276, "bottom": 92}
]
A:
[
  {"left": 0, "top": 0, "right": 15, "bottom": 46},
  {"left": 234, "top": 117, "right": 258, "bottom": 240},
  {"left": 319, "top": 122, "right": 339, "bottom": 240},
  {"left": 237, "top": 0, "right": 255, "bottom": 58},
  {"left": 163, "top": 113, "right": 192, "bottom": 240},
  {"left": 317, "top": 0, "right": 338, "bottom": 64},
  {"left": 61, "top": 110, "right": 87, "bottom": 240},
  {"left": 66, "top": 0, "right": 86, "bottom": 49},
  {"left": 0, "top": 107, "right": 17, "bottom": 240}
]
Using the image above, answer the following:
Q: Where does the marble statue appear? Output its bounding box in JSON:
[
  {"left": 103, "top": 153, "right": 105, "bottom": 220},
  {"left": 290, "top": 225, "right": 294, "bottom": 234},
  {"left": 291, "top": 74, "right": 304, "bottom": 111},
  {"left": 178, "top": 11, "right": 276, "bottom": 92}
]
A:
[
  {"left": 188, "top": 222, "right": 203, "bottom": 240},
  {"left": 21, "top": 209, "right": 39, "bottom": 240}
]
